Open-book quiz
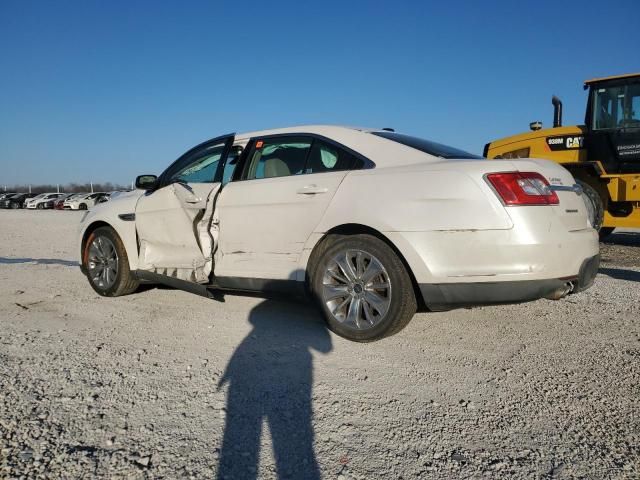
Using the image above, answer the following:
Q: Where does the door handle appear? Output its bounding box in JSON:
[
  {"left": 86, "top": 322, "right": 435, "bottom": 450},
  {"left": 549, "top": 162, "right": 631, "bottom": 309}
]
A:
[{"left": 296, "top": 185, "right": 328, "bottom": 195}]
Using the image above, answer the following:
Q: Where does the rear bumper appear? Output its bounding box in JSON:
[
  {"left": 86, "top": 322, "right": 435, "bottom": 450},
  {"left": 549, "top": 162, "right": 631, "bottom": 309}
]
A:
[{"left": 420, "top": 254, "right": 599, "bottom": 310}]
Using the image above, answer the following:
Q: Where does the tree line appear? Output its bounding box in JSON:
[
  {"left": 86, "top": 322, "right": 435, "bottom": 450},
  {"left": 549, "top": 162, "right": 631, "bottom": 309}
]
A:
[{"left": 2, "top": 182, "right": 131, "bottom": 194}]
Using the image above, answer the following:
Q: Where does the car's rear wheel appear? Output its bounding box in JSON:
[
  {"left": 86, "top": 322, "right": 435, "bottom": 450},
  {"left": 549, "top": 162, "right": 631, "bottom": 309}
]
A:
[
  {"left": 83, "top": 226, "right": 139, "bottom": 297},
  {"left": 11, "top": 203, "right": 19, "bottom": 209},
  {"left": 311, "top": 234, "right": 417, "bottom": 342}
]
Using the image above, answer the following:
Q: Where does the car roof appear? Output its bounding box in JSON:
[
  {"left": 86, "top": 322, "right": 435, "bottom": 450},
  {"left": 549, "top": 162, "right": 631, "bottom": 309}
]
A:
[
  {"left": 233, "top": 125, "right": 446, "bottom": 167},
  {"left": 235, "top": 124, "right": 379, "bottom": 141}
]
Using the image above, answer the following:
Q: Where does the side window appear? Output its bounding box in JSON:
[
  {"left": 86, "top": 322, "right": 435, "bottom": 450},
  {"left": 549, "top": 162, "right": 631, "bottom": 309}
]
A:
[
  {"left": 305, "top": 140, "right": 360, "bottom": 174},
  {"left": 170, "top": 144, "right": 225, "bottom": 184},
  {"left": 246, "top": 136, "right": 312, "bottom": 180},
  {"left": 632, "top": 95, "right": 640, "bottom": 121},
  {"left": 222, "top": 146, "right": 243, "bottom": 184}
]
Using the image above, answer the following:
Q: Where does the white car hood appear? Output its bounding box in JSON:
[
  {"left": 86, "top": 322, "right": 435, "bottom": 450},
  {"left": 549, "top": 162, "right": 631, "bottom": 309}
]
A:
[{"left": 88, "top": 189, "right": 143, "bottom": 215}]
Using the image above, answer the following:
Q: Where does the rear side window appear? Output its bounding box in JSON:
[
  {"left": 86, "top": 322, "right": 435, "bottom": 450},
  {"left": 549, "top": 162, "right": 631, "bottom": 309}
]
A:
[
  {"left": 246, "top": 136, "right": 312, "bottom": 180},
  {"left": 304, "top": 140, "right": 360, "bottom": 173},
  {"left": 372, "top": 131, "right": 482, "bottom": 159}
]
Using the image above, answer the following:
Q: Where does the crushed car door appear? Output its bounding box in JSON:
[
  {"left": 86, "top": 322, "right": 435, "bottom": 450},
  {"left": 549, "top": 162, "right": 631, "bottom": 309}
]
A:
[{"left": 135, "top": 134, "right": 234, "bottom": 283}]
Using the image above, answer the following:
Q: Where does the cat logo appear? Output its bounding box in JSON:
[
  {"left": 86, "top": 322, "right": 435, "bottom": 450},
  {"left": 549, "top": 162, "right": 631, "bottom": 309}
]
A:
[
  {"left": 566, "top": 136, "right": 583, "bottom": 149},
  {"left": 546, "top": 135, "right": 585, "bottom": 151}
]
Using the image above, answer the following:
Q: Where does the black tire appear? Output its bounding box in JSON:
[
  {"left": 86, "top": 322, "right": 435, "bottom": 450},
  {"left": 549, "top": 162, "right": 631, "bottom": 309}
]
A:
[
  {"left": 83, "top": 226, "right": 139, "bottom": 297},
  {"left": 311, "top": 234, "right": 417, "bottom": 342},
  {"left": 598, "top": 227, "right": 615, "bottom": 241},
  {"left": 36, "top": 203, "right": 43, "bottom": 209},
  {"left": 11, "top": 203, "right": 19, "bottom": 209},
  {"left": 576, "top": 179, "right": 605, "bottom": 232},
  {"left": 79, "top": 203, "right": 88, "bottom": 210}
]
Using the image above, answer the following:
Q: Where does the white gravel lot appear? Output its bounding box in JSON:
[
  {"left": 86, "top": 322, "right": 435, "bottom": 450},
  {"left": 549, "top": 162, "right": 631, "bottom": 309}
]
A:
[{"left": 0, "top": 210, "right": 638, "bottom": 479}]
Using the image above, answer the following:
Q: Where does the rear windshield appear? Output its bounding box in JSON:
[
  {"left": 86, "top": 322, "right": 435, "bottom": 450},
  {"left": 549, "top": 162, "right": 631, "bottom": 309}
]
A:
[{"left": 372, "top": 131, "right": 482, "bottom": 159}]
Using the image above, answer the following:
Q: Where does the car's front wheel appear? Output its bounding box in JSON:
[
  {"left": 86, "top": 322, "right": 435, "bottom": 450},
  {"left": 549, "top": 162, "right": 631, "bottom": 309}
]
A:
[
  {"left": 36, "top": 203, "right": 43, "bottom": 209},
  {"left": 312, "top": 234, "right": 417, "bottom": 342},
  {"left": 79, "top": 203, "right": 88, "bottom": 210},
  {"left": 83, "top": 226, "right": 139, "bottom": 297}
]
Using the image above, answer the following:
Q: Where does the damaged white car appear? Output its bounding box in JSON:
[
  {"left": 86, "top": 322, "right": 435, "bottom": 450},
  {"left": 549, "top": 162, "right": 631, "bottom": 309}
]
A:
[{"left": 78, "top": 126, "right": 599, "bottom": 342}]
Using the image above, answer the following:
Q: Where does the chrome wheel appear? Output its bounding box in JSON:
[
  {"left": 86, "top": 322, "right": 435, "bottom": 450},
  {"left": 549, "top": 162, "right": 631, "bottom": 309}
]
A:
[
  {"left": 322, "top": 249, "right": 391, "bottom": 330},
  {"left": 87, "top": 236, "right": 118, "bottom": 290}
]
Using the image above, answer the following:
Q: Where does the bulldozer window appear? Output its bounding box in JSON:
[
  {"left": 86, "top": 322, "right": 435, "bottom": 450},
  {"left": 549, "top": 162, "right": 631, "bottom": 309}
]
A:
[{"left": 593, "top": 83, "right": 640, "bottom": 130}]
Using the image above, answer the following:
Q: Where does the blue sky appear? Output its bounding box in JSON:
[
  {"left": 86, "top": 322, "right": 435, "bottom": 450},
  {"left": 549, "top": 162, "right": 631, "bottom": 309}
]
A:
[{"left": 0, "top": 0, "right": 637, "bottom": 186}]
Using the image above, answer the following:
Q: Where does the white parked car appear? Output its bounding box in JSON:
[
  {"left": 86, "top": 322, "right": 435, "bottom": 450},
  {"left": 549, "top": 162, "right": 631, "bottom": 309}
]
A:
[
  {"left": 78, "top": 126, "right": 599, "bottom": 341},
  {"left": 25, "top": 193, "right": 64, "bottom": 209},
  {"left": 64, "top": 192, "right": 108, "bottom": 210}
]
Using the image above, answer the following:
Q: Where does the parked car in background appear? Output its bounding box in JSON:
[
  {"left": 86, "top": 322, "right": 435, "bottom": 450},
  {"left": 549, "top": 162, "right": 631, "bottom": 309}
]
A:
[
  {"left": 64, "top": 192, "right": 108, "bottom": 210},
  {"left": 0, "top": 192, "right": 17, "bottom": 201},
  {"left": 95, "top": 192, "right": 114, "bottom": 205},
  {"left": 53, "top": 193, "right": 85, "bottom": 210},
  {"left": 23, "top": 192, "right": 47, "bottom": 208},
  {"left": 25, "top": 193, "right": 65, "bottom": 209},
  {"left": 46, "top": 193, "right": 74, "bottom": 209},
  {"left": 78, "top": 125, "right": 600, "bottom": 342},
  {"left": 0, "top": 193, "right": 37, "bottom": 209}
]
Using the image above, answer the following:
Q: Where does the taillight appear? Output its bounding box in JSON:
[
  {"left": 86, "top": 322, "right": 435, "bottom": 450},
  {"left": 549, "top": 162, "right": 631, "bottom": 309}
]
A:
[{"left": 486, "top": 172, "right": 559, "bottom": 206}]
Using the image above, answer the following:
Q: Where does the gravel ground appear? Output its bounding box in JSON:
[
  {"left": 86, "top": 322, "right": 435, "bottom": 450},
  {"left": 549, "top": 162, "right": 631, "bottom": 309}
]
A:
[{"left": 0, "top": 210, "right": 638, "bottom": 479}]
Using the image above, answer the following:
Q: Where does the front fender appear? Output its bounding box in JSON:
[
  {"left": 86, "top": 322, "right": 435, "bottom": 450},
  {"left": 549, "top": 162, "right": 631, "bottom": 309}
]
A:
[{"left": 78, "top": 191, "right": 143, "bottom": 270}]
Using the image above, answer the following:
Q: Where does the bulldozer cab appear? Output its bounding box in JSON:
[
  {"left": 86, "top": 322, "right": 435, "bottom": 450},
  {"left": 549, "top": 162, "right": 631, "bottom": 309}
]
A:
[{"left": 584, "top": 73, "right": 640, "bottom": 173}]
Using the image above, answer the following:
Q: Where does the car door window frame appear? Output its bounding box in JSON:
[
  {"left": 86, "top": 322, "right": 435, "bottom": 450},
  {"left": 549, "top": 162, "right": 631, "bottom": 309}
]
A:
[
  {"left": 232, "top": 133, "right": 375, "bottom": 182},
  {"left": 156, "top": 134, "right": 235, "bottom": 189}
]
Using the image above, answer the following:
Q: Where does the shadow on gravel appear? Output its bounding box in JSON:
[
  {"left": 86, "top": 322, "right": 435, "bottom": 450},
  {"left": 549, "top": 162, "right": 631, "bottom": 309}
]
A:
[
  {"left": 0, "top": 257, "right": 78, "bottom": 267},
  {"left": 217, "top": 299, "right": 332, "bottom": 480},
  {"left": 599, "top": 267, "right": 640, "bottom": 282},
  {"left": 601, "top": 231, "right": 640, "bottom": 247}
]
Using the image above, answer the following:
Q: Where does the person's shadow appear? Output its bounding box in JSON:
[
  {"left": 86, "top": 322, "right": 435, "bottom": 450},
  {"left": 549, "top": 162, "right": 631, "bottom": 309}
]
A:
[{"left": 216, "top": 299, "right": 333, "bottom": 479}]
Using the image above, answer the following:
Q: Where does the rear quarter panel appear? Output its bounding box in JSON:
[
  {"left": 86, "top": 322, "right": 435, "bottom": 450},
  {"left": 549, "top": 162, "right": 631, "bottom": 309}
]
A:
[
  {"left": 299, "top": 162, "right": 514, "bottom": 282},
  {"left": 315, "top": 162, "right": 514, "bottom": 233}
]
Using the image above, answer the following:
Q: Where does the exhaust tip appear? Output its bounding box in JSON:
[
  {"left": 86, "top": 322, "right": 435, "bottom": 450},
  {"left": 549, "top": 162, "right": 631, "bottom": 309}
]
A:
[{"left": 545, "top": 282, "right": 574, "bottom": 300}]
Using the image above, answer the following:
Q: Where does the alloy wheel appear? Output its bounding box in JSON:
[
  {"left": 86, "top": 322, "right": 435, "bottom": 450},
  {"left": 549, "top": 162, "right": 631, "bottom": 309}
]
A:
[
  {"left": 322, "top": 249, "right": 391, "bottom": 330},
  {"left": 87, "top": 236, "right": 118, "bottom": 290}
]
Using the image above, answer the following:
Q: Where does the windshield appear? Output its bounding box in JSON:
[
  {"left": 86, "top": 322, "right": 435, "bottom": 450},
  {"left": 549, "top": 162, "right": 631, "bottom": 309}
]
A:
[
  {"left": 591, "top": 81, "right": 640, "bottom": 130},
  {"left": 372, "top": 131, "right": 483, "bottom": 159}
]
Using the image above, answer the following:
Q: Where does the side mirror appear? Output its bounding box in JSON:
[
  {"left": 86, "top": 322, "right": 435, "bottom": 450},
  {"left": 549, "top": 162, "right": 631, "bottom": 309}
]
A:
[{"left": 135, "top": 175, "right": 158, "bottom": 190}]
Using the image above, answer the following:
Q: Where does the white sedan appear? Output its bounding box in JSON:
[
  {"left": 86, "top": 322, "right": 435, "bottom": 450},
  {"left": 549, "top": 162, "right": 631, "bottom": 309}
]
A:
[
  {"left": 63, "top": 192, "right": 108, "bottom": 210},
  {"left": 25, "top": 193, "right": 64, "bottom": 209},
  {"left": 78, "top": 126, "right": 599, "bottom": 342}
]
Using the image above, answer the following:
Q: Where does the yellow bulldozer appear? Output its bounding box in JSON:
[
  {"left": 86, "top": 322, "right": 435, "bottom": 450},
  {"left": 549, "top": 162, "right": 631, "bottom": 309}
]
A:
[{"left": 484, "top": 73, "right": 640, "bottom": 239}]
